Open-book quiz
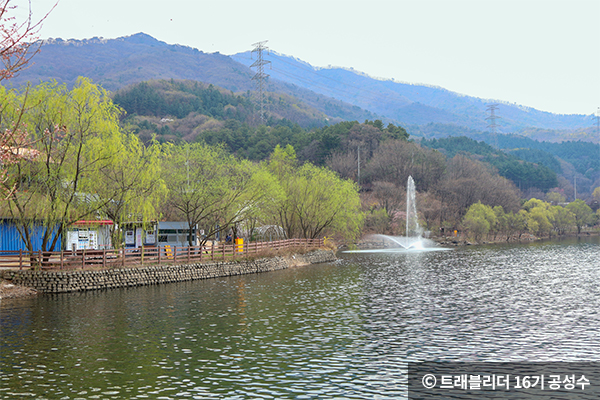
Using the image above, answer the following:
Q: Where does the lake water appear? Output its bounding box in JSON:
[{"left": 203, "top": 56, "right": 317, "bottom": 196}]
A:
[{"left": 1, "top": 236, "right": 599, "bottom": 399}]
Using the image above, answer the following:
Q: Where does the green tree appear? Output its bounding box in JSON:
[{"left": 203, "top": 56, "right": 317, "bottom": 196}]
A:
[
  {"left": 550, "top": 205, "right": 575, "bottom": 236},
  {"left": 161, "top": 143, "right": 233, "bottom": 244},
  {"left": 162, "top": 143, "right": 280, "bottom": 244},
  {"left": 592, "top": 187, "right": 600, "bottom": 202},
  {"left": 565, "top": 199, "right": 596, "bottom": 234},
  {"left": 268, "top": 144, "right": 297, "bottom": 179},
  {"left": 522, "top": 199, "right": 554, "bottom": 237},
  {"left": 462, "top": 202, "right": 497, "bottom": 241},
  {"left": 523, "top": 198, "right": 550, "bottom": 211},
  {"left": 2, "top": 78, "right": 140, "bottom": 253},
  {"left": 491, "top": 205, "right": 507, "bottom": 239},
  {"left": 234, "top": 162, "right": 285, "bottom": 241},
  {"left": 505, "top": 210, "right": 528, "bottom": 240},
  {"left": 527, "top": 207, "right": 553, "bottom": 237},
  {"left": 267, "top": 146, "right": 363, "bottom": 242},
  {"left": 97, "top": 135, "right": 166, "bottom": 247},
  {"left": 546, "top": 191, "right": 566, "bottom": 204}
]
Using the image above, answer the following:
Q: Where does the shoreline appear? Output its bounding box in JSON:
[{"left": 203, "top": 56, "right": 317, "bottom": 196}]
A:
[
  {"left": 356, "top": 230, "right": 599, "bottom": 249},
  {"left": 436, "top": 230, "right": 599, "bottom": 247},
  {"left": 0, "top": 249, "right": 335, "bottom": 300},
  {"left": 0, "top": 280, "right": 38, "bottom": 299}
]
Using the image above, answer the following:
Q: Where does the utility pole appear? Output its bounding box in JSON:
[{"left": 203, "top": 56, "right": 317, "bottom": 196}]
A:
[
  {"left": 357, "top": 145, "right": 361, "bottom": 186},
  {"left": 486, "top": 103, "right": 501, "bottom": 149},
  {"left": 250, "top": 40, "right": 271, "bottom": 123}
]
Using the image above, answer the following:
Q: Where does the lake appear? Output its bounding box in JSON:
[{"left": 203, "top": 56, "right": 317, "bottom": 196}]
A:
[{"left": 1, "top": 236, "right": 599, "bottom": 399}]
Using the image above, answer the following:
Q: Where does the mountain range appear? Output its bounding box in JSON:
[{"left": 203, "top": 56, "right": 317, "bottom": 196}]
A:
[{"left": 7, "top": 32, "right": 598, "bottom": 141}]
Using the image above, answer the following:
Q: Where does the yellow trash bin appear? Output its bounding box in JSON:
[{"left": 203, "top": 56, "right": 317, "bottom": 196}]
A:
[{"left": 235, "top": 238, "right": 244, "bottom": 253}]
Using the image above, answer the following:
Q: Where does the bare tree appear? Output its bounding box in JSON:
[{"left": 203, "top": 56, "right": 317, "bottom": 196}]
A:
[
  {"left": 326, "top": 150, "right": 358, "bottom": 181},
  {"left": 365, "top": 139, "right": 445, "bottom": 191},
  {"left": 437, "top": 155, "right": 521, "bottom": 226}
]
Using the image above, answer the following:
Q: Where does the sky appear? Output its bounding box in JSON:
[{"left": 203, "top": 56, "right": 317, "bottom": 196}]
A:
[{"left": 16, "top": 0, "right": 600, "bottom": 116}]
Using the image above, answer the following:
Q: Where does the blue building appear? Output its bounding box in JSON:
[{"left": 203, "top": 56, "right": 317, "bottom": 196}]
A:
[{"left": 0, "top": 218, "right": 62, "bottom": 253}]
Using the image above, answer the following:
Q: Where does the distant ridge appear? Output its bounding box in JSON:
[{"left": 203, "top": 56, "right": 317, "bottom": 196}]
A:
[
  {"left": 14, "top": 33, "right": 254, "bottom": 93},
  {"left": 6, "top": 32, "right": 596, "bottom": 139},
  {"left": 10, "top": 33, "right": 377, "bottom": 125},
  {"left": 231, "top": 50, "right": 594, "bottom": 133}
]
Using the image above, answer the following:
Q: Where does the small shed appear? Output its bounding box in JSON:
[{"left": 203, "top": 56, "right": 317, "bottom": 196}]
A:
[
  {"left": 66, "top": 220, "right": 113, "bottom": 251},
  {"left": 157, "top": 222, "right": 198, "bottom": 248}
]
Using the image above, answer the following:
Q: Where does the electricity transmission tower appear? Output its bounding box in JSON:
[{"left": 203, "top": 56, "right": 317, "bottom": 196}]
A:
[
  {"left": 250, "top": 40, "right": 271, "bottom": 123},
  {"left": 486, "top": 103, "right": 501, "bottom": 148}
]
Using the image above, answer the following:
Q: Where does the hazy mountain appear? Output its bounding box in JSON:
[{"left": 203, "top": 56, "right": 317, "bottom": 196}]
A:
[
  {"left": 9, "top": 33, "right": 376, "bottom": 126},
  {"left": 12, "top": 33, "right": 253, "bottom": 92},
  {"left": 8, "top": 32, "right": 596, "bottom": 141},
  {"left": 232, "top": 51, "right": 596, "bottom": 134}
]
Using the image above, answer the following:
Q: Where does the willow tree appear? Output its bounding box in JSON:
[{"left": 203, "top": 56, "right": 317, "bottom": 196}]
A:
[
  {"left": 462, "top": 202, "right": 497, "bottom": 241},
  {"left": 96, "top": 134, "right": 165, "bottom": 247},
  {"left": 161, "top": 143, "right": 281, "bottom": 245},
  {"left": 566, "top": 199, "right": 597, "bottom": 234},
  {"left": 2, "top": 78, "right": 160, "bottom": 252},
  {"left": 268, "top": 145, "right": 363, "bottom": 242}
]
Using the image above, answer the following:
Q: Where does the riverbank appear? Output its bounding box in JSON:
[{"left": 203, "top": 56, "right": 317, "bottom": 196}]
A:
[
  {"left": 0, "top": 280, "right": 38, "bottom": 299},
  {"left": 0, "top": 249, "right": 336, "bottom": 299},
  {"left": 436, "top": 230, "right": 599, "bottom": 246},
  {"left": 355, "top": 230, "right": 599, "bottom": 249}
]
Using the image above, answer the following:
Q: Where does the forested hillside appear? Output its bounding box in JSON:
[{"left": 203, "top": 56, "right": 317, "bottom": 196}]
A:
[
  {"left": 421, "top": 135, "right": 600, "bottom": 198},
  {"left": 113, "top": 77, "right": 599, "bottom": 199},
  {"left": 114, "top": 79, "right": 331, "bottom": 153},
  {"left": 422, "top": 137, "right": 558, "bottom": 192}
]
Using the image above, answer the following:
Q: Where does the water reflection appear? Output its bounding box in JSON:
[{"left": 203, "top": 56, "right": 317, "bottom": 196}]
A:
[{"left": 1, "top": 236, "right": 599, "bottom": 398}]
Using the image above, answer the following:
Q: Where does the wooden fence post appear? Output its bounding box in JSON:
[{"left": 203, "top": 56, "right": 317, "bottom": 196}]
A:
[{"left": 19, "top": 249, "right": 23, "bottom": 270}]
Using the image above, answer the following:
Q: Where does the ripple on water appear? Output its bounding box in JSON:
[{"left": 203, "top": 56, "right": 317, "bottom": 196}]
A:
[{"left": 1, "top": 237, "right": 599, "bottom": 398}]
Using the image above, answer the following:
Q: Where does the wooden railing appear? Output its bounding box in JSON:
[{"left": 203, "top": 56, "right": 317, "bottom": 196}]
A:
[{"left": 0, "top": 238, "right": 325, "bottom": 270}]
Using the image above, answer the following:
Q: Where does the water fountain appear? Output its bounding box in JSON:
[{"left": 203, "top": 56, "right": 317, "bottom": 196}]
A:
[{"left": 345, "top": 176, "right": 449, "bottom": 253}]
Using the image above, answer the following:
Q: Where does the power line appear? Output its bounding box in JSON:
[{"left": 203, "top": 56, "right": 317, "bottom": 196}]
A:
[{"left": 250, "top": 41, "right": 271, "bottom": 123}]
